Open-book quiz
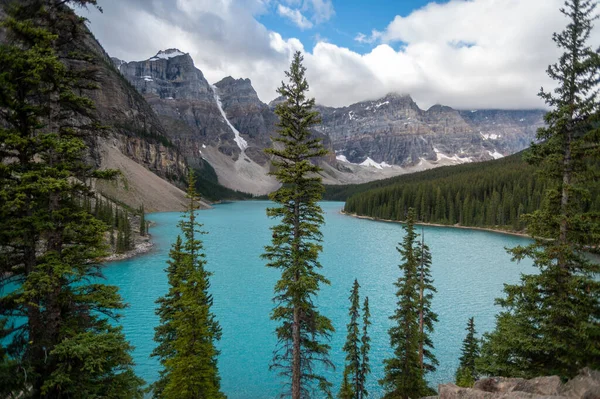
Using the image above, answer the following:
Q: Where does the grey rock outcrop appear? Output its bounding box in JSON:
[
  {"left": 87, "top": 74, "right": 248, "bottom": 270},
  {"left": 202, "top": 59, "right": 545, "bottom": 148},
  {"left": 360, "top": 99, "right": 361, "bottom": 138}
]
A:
[
  {"left": 213, "top": 76, "right": 277, "bottom": 164},
  {"left": 432, "top": 369, "right": 600, "bottom": 399},
  {"left": 315, "top": 93, "right": 545, "bottom": 166},
  {"left": 116, "top": 49, "right": 241, "bottom": 166}
]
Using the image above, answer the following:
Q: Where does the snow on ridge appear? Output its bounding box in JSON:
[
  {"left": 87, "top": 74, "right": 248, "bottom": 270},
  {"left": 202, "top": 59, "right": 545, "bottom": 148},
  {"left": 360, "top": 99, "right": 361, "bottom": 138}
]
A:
[
  {"left": 375, "top": 101, "right": 389, "bottom": 108},
  {"left": 150, "top": 50, "right": 186, "bottom": 61},
  {"left": 488, "top": 150, "right": 504, "bottom": 160},
  {"left": 211, "top": 85, "right": 248, "bottom": 152},
  {"left": 360, "top": 157, "right": 392, "bottom": 169},
  {"left": 336, "top": 154, "right": 393, "bottom": 169},
  {"left": 480, "top": 132, "right": 500, "bottom": 140},
  {"left": 436, "top": 151, "right": 473, "bottom": 164}
]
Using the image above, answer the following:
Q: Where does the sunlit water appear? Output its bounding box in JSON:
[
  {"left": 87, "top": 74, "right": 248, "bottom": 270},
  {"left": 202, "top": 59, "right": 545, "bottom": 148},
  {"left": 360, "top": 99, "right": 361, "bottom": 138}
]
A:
[{"left": 103, "top": 201, "right": 534, "bottom": 398}]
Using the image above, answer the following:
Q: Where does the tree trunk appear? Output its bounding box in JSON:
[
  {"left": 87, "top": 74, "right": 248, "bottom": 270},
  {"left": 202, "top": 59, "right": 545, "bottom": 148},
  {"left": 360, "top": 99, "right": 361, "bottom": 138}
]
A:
[{"left": 292, "top": 198, "right": 301, "bottom": 399}]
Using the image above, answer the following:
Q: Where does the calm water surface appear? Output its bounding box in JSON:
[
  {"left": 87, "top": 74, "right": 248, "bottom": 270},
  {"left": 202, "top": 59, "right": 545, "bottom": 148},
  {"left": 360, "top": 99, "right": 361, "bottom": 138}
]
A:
[{"left": 103, "top": 201, "right": 534, "bottom": 398}]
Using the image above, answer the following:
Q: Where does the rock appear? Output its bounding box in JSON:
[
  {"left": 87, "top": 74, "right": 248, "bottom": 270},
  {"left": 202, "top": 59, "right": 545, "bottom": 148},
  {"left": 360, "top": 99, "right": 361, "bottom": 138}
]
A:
[
  {"left": 513, "top": 376, "right": 563, "bottom": 396},
  {"left": 475, "top": 377, "right": 527, "bottom": 392},
  {"left": 117, "top": 49, "right": 242, "bottom": 165},
  {"left": 435, "top": 370, "right": 600, "bottom": 399},
  {"left": 560, "top": 368, "right": 600, "bottom": 399}
]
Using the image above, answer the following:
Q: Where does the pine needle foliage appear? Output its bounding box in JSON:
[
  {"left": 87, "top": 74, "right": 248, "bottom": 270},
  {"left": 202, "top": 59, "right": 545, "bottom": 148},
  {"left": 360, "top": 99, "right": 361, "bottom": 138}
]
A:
[
  {"left": 416, "top": 231, "right": 438, "bottom": 374},
  {"left": 339, "top": 280, "right": 371, "bottom": 399},
  {"left": 380, "top": 208, "right": 434, "bottom": 399},
  {"left": 151, "top": 173, "right": 224, "bottom": 399},
  {"left": 479, "top": 0, "right": 600, "bottom": 380},
  {"left": 0, "top": 1, "right": 143, "bottom": 397},
  {"left": 358, "top": 297, "right": 371, "bottom": 399},
  {"left": 455, "top": 317, "right": 480, "bottom": 388},
  {"left": 262, "top": 51, "right": 334, "bottom": 399}
]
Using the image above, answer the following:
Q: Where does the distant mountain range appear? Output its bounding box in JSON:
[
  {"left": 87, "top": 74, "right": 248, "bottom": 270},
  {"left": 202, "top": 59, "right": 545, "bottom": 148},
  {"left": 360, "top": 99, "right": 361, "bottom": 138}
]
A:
[{"left": 111, "top": 48, "right": 544, "bottom": 197}]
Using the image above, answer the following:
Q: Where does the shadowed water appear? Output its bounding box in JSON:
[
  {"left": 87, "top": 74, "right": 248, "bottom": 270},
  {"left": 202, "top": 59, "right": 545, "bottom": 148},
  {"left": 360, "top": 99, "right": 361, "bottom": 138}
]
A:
[{"left": 103, "top": 201, "right": 533, "bottom": 398}]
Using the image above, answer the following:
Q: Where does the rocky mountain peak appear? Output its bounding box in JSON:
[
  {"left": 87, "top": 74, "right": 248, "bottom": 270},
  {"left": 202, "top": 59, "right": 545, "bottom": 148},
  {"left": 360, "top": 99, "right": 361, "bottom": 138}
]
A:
[
  {"left": 214, "top": 76, "right": 259, "bottom": 102},
  {"left": 150, "top": 48, "right": 187, "bottom": 61}
]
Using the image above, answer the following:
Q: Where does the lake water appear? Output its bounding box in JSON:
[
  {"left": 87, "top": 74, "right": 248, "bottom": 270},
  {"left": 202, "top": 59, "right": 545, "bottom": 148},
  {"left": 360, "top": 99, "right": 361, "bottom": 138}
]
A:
[{"left": 103, "top": 201, "right": 534, "bottom": 398}]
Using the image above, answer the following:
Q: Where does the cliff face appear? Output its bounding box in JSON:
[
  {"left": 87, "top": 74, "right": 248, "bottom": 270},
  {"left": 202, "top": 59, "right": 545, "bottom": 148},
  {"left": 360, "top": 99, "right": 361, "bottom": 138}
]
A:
[
  {"left": 213, "top": 76, "right": 278, "bottom": 164},
  {"left": 315, "top": 93, "right": 545, "bottom": 167},
  {"left": 116, "top": 50, "right": 242, "bottom": 167},
  {"left": 0, "top": 3, "right": 189, "bottom": 210}
]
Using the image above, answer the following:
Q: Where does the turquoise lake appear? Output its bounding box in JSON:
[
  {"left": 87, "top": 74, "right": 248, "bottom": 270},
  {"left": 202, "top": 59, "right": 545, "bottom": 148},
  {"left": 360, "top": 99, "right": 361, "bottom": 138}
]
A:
[{"left": 103, "top": 201, "right": 534, "bottom": 398}]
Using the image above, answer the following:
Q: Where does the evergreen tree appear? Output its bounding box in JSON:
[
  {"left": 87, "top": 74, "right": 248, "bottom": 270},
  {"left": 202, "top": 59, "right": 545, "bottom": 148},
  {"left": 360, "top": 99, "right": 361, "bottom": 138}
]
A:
[
  {"left": 455, "top": 317, "right": 480, "bottom": 387},
  {"left": 380, "top": 208, "right": 431, "bottom": 398},
  {"left": 416, "top": 230, "right": 438, "bottom": 373},
  {"left": 479, "top": 0, "right": 600, "bottom": 380},
  {"left": 151, "top": 172, "right": 224, "bottom": 399},
  {"left": 140, "top": 204, "right": 147, "bottom": 236},
  {"left": 0, "top": 0, "right": 143, "bottom": 396},
  {"left": 358, "top": 297, "right": 371, "bottom": 399},
  {"left": 262, "top": 51, "right": 334, "bottom": 399},
  {"left": 340, "top": 280, "right": 361, "bottom": 399},
  {"left": 338, "top": 369, "right": 354, "bottom": 399}
]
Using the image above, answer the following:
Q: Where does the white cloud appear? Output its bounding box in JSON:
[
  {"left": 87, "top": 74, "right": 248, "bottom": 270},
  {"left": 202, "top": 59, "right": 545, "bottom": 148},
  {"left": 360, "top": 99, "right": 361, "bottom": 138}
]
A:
[
  {"left": 80, "top": 0, "right": 600, "bottom": 110},
  {"left": 277, "top": 4, "right": 313, "bottom": 30},
  {"left": 355, "top": 30, "right": 382, "bottom": 44}
]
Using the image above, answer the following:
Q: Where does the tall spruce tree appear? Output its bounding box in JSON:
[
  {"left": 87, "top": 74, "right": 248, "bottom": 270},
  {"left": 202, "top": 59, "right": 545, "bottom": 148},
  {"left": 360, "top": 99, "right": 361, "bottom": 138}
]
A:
[
  {"left": 339, "top": 280, "right": 361, "bottom": 399},
  {"left": 455, "top": 317, "right": 480, "bottom": 388},
  {"left": 358, "top": 297, "right": 371, "bottom": 399},
  {"left": 380, "top": 208, "right": 432, "bottom": 399},
  {"left": 479, "top": 0, "right": 600, "bottom": 379},
  {"left": 0, "top": 0, "right": 144, "bottom": 396},
  {"left": 151, "top": 173, "right": 224, "bottom": 399},
  {"left": 262, "top": 51, "right": 334, "bottom": 399},
  {"left": 416, "top": 231, "right": 438, "bottom": 373}
]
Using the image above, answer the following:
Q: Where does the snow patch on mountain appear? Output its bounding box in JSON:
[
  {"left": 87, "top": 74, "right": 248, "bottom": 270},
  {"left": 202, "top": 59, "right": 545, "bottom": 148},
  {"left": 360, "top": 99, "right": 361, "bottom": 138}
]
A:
[
  {"left": 149, "top": 49, "right": 186, "bottom": 61},
  {"left": 211, "top": 85, "right": 248, "bottom": 152},
  {"left": 480, "top": 132, "right": 500, "bottom": 140},
  {"left": 488, "top": 150, "right": 504, "bottom": 159}
]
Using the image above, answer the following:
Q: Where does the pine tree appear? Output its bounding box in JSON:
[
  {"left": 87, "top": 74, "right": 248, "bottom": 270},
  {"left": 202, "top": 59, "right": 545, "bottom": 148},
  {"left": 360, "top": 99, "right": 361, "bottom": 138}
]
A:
[
  {"left": 455, "top": 317, "right": 480, "bottom": 387},
  {"left": 358, "top": 297, "right": 371, "bottom": 399},
  {"left": 380, "top": 208, "right": 431, "bottom": 398},
  {"left": 0, "top": 1, "right": 143, "bottom": 396},
  {"left": 479, "top": 0, "right": 600, "bottom": 379},
  {"left": 140, "top": 204, "right": 147, "bottom": 236},
  {"left": 416, "top": 230, "right": 438, "bottom": 374},
  {"left": 339, "top": 279, "right": 361, "bottom": 399},
  {"left": 151, "top": 172, "right": 224, "bottom": 399},
  {"left": 262, "top": 51, "right": 334, "bottom": 399}
]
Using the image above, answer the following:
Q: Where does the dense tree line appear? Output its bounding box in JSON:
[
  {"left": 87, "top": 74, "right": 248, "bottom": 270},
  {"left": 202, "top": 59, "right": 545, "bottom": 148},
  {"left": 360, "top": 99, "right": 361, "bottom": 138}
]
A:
[{"left": 343, "top": 153, "right": 600, "bottom": 231}]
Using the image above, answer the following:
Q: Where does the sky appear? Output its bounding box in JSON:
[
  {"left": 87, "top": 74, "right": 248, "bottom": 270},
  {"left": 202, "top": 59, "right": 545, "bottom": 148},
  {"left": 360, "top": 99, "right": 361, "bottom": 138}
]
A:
[{"left": 79, "top": 0, "right": 600, "bottom": 110}]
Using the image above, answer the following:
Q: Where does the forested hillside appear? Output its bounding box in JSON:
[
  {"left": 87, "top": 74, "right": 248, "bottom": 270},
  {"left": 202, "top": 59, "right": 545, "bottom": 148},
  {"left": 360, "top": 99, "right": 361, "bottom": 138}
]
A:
[{"left": 342, "top": 153, "right": 600, "bottom": 231}]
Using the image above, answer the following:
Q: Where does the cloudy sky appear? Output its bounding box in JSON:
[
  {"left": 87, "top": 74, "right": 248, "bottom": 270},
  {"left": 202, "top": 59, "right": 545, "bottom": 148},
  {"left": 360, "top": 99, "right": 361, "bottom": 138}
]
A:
[{"left": 79, "top": 0, "right": 600, "bottom": 110}]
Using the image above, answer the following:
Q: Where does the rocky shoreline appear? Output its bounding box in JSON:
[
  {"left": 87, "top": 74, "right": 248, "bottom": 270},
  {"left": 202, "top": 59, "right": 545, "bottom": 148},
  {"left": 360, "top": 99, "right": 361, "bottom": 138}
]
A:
[{"left": 102, "top": 234, "right": 155, "bottom": 263}]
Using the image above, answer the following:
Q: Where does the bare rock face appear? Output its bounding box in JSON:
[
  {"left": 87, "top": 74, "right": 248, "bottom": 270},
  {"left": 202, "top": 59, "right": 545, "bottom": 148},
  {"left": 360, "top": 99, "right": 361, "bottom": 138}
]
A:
[
  {"left": 213, "top": 76, "right": 277, "bottom": 164},
  {"left": 116, "top": 50, "right": 241, "bottom": 166},
  {"left": 315, "top": 93, "right": 545, "bottom": 167},
  {"left": 432, "top": 369, "right": 600, "bottom": 399}
]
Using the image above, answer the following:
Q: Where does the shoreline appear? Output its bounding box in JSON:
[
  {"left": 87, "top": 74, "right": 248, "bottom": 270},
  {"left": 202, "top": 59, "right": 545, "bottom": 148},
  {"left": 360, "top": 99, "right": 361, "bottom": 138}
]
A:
[
  {"left": 340, "top": 210, "right": 531, "bottom": 239},
  {"left": 102, "top": 235, "right": 155, "bottom": 263}
]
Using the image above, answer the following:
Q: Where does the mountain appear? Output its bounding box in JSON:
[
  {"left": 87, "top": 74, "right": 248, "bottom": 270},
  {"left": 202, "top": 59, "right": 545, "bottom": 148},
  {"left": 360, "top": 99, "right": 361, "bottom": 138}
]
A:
[
  {"left": 316, "top": 93, "right": 545, "bottom": 168},
  {"left": 115, "top": 50, "right": 279, "bottom": 195},
  {"left": 38, "top": 25, "right": 191, "bottom": 211},
  {"left": 114, "top": 49, "right": 545, "bottom": 194}
]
